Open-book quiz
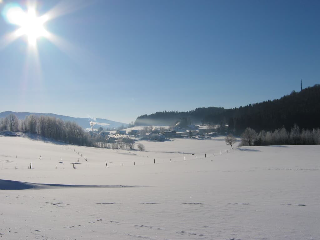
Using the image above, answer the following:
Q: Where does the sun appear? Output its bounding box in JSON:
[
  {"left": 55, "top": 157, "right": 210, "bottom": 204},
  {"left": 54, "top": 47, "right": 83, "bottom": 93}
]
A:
[
  {"left": 4, "top": 4, "right": 49, "bottom": 46},
  {"left": 1, "top": 0, "right": 92, "bottom": 54}
]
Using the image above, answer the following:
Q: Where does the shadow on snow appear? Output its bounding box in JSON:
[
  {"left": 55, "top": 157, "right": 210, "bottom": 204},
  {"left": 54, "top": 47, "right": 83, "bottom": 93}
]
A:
[
  {"left": 237, "top": 148, "right": 261, "bottom": 152},
  {"left": 0, "top": 179, "right": 137, "bottom": 190}
]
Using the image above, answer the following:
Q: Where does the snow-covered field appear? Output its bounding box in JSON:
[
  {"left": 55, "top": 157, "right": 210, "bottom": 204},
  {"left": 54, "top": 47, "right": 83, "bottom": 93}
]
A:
[{"left": 0, "top": 136, "right": 319, "bottom": 240}]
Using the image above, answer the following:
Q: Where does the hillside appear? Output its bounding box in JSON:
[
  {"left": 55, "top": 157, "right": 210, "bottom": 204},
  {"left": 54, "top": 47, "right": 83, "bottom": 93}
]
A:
[
  {"left": 0, "top": 111, "right": 127, "bottom": 130},
  {"left": 135, "top": 107, "right": 225, "bottom": 126},
  {"left": 225, "top": 84, "right": 320, "bottom": 132},
  {"left": 135, "top": 84, "right": 320, "bottom": 132}
]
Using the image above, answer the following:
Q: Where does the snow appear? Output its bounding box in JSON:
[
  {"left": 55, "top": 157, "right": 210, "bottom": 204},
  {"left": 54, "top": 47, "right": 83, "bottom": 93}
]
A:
[{"left": 0, "top": 136, "right": 319, "bottom": 239}]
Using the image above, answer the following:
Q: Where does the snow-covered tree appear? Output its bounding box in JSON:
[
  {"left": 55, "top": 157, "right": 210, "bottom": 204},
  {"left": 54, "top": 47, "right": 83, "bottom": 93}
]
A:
[{"left": 241, "top": 128, "right": 257, "bottom": 146}]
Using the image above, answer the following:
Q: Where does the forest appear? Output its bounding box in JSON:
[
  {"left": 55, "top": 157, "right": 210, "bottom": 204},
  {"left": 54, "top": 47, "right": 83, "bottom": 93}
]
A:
[
  {"left": 223, "top": 84, "right": 320, "bottom": 133},
  {"left": 135, "top": 107, "right": 225, "bottom": 126},
  {"left": 135, "top": 84, "right": 320, "bottom": 133}
]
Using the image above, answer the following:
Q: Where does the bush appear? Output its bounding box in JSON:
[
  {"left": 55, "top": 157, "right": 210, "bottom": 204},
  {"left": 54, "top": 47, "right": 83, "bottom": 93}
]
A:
[{"left": 137, "top": 143, "right": 145, "bottom": 151}]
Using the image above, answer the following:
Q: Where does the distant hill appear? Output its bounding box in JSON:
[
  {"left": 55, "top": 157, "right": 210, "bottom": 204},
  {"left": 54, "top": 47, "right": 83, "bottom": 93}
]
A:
[
  {"left": 0, "top": 111, "right": 127, "bottom": 130},
  {"left": 135, "top": 84, "right": 320, "bottom": 133}
]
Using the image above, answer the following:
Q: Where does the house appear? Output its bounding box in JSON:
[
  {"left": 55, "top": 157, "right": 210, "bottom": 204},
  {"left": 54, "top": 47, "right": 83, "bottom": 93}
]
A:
[
  {"left": 187, "top": 125, "right": 199, "bottom": 130},
  {"left": 175, "top": 132, "right": 183, "bottom": 138},
  {"left": 118, "top": 130, "right": 127, "bottom": 135},
  {"left": 99, "top": 131, "right": 110, "bottom": 137},
  {"left": 106, "top": 136, "right": 117, "bottom": 143},
  {"left": 129, "top": 129, "right": 140, "bottom": 136},
  {"left": 180, "top": 132, "right": 189, "bottom": 138},
  {"left": 148, "top": 133, "right": 166, "bottom": 142},
  {"left": 208, "top": 132, "right": 217, "bottom": 137},
  {"left": 198, "top": 125, "right": 216, "bottom": 135},
  {"left": 151, "top": 129, "right": 160, "bottom": 134},
  {"left": 163, "top": 131, "right": 177, "bottom": 138}
]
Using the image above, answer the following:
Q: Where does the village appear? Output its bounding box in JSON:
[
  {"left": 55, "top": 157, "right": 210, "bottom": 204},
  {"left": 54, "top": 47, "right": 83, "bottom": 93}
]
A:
[{"left": 90, "top": 123, "right": 222, "bottom": 147}]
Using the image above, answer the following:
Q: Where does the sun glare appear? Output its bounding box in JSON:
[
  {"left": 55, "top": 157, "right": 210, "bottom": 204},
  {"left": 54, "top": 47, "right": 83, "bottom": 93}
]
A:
[
  {"left": 1, "top": 0, "right": 92, "bottom": 52},
  {"left": 4, "top": 4, "right": 49, "bottom": 46}
]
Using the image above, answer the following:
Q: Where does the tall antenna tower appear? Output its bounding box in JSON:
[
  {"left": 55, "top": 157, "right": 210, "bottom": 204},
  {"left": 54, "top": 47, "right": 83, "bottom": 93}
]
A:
[{"left": 301, "top": 79, "right": 303, "bottom": 91}]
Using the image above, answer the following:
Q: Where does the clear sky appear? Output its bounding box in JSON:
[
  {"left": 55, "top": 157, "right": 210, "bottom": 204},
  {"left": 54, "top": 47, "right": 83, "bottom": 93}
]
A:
[{"left": 0, "top": 0, "right": 319, "bottom": 123}]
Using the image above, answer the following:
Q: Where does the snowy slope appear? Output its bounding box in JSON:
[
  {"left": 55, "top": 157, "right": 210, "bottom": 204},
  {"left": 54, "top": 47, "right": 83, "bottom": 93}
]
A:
[{"left": 0, "top": 136, "right": 319, "bottom": 239}]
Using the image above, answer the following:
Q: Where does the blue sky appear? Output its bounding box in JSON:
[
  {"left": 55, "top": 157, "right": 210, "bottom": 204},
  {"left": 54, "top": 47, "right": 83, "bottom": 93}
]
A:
[{"left": 0, "top": 0, "right": 319, "bottom": 123}]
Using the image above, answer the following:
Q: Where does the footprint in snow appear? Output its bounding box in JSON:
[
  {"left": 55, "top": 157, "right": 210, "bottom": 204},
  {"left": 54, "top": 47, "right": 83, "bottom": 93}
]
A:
[{"left": 182, "top": 202, "right": 203, "bottom": 205}]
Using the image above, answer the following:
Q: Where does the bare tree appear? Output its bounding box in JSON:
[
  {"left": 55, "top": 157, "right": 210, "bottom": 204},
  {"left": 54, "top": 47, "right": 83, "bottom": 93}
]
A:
[
  {"left": 290, "top": 124, "right": 300, "bottom": 144},
  {"left": 0, "top": 118, "right": 5, "bottom": 131},
  {"left": 112, "top": 142, "right": 119, "bottom": 149},
  {"left": 25, "top": 115, "right": 37, "bottom": 134},
  {"left": 137, "top": 143, "right": 145, "bottom": 151},
  {"left": 121, "top": 137, "right": 135, "bottom": 150},
  {"left": 140, "top": 127, "right": 148, "bottom": 136},
  {"left": 225, "top": 134, "right": 236, "bottom": 148},
  {"left": 5, "top": 114, "right": 19, "bottom": 132}
]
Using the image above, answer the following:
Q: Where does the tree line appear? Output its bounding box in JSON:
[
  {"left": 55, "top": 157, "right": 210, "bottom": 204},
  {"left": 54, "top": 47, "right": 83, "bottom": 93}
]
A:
[
  {"left": 0, "top": 114, "right": 93, "bottom": 146},
  {"left": 240, "top": 125, "right": 320, "bottom": 146},
  {"left": 0, "top": 114, "right": 146, "bottom": 150}
]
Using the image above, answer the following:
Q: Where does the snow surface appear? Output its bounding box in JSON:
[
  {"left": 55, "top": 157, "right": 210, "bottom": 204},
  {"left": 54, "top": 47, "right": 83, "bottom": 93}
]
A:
[{"left": 0, "top": 136, "right": 319, "bottom": 239}]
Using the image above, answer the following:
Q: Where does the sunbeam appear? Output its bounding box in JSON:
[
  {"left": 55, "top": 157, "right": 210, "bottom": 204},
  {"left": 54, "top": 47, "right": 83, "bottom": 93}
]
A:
[
  {"left": 42, "top": 0, "right": 93, "bottom": 22},
  {"left": 0, "top": 28, "right": 25, "bottom": 50}
]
